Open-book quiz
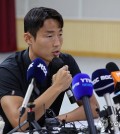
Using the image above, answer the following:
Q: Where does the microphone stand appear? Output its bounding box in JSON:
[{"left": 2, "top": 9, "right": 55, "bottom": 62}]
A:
[
  {"left": 96, "top": 106, "right": 114, "bottom": 133},
  {"left": 7, "top": 102, "right": 42, "bottom": 134},
  {"left": 104, "top": 93, "right": 120, "bottom": 134},
  {"left": 27, "top": 103, "right": 42, "bottom": 134},
  {"left": 82, "top": 96, "right": 97, "bottom": 134}
]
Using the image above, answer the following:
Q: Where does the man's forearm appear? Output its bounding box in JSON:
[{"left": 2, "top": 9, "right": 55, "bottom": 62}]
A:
[
  {"left": 57, "top": 104, "right": 99, "bottom": 123},
  {"left": 33, "top": 84, "right": 62, "bottom": 120}
]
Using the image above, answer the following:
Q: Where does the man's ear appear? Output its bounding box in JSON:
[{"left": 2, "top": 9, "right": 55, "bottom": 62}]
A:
[{"left": 24, "top": 32, "right": 33, "bottom": 45}]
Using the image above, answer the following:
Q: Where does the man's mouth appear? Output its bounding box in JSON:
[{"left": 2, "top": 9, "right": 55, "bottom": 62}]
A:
[{"left": 52, "top": 51, "right": 60, "bottom": 56}]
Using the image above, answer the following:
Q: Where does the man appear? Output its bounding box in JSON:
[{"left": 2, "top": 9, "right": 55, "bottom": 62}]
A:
[{"left": 0, "top": 7, "right": 99, "bottom": 133}]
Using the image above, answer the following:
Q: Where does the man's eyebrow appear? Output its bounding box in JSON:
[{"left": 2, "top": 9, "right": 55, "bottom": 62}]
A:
[
  {"left": 45, "top": 31, "right": 54, "bottom": 33},
  {"left": 45, "top": 29, "right": 63, "bottom": 33}
]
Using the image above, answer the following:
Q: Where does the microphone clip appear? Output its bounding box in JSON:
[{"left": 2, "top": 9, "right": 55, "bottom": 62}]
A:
[{"left": 96, "top": 106, "right": 112, "bottom": 118}]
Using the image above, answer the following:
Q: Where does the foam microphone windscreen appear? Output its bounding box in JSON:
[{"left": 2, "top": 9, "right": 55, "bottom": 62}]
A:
[
  {"left": 106, "top": 62, "right": 119, "bottom": 73},
  {"left": 27, "top": 57, "right": 48, "bottom": 83},
  {"left": 91, "top": 68, "right": 114, "bottom": 97},
  {"left": 106, "top": 62, "right": 120, "bottom": 84},
  {"left": 72, "top": 73, "right": 93, "bottom": 101},
  {"left": 49, "top": 57, "right": 64, "bottom": 75}
]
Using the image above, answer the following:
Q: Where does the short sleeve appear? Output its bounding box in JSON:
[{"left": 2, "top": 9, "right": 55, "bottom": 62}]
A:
[{"left": 0, "top": 67, "right": 24, "bottom": 98}]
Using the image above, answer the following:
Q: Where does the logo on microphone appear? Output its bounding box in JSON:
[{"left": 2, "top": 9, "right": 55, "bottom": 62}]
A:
[
  {"left": 37, "top": 63, "right": 47, "bottom": 76},
  {"left": 27, "top": 62, "right": 34, "bottom": 71},
  {"left": 93, "top": 75, "right": 112, "bottom": 85},
  {"left": 115, "top": 72, "right": 120, "bottom": 77},
  {"left": 80, "top": 78, "right": 92, "bottom": 87},
  {"left": 72, "top": 82, "right": 80, "bottom": 90}
]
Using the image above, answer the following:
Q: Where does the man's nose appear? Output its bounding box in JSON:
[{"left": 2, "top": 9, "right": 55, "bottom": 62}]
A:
[{"left": 53, "top": 35, "right": 61, "bottom": 47}]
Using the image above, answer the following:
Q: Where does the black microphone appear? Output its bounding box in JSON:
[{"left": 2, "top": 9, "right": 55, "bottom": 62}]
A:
[
  {"left": 20, "top": 58, "right": 48, "bottom": 117},
  {"left": 49, "top": 57, "right": 76, "bottom": 104},
  {"left": 72, "top": 73, "right": 97, "bottom": 134}
]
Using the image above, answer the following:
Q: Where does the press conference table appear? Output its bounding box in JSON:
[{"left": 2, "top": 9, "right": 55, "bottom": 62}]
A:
[{"left": 12, "top": 119, "right": 108, "bottom": 134}]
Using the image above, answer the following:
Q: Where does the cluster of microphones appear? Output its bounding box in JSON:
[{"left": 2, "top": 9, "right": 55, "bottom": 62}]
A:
[
  {"left": 8, "top": 57, "right": 120, "bottom": 134},
  {"left": 91, "top": 62, "right": 120, "bottom": 134}
]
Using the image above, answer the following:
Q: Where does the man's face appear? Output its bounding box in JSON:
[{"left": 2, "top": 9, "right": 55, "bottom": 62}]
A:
[{"left": 28, "top": 19, "right": 63, "bottom": 64}]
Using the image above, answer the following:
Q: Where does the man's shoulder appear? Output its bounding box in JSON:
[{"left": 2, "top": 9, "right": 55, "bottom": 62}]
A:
[
  {"left": 60, "top": 52, "right": 73, "bottom": 60},
  {"left": 0, "top": 50, "right": 26, "bottom": 69},
  {"left": 60, "top": 52, "right": 75, "bottom": 64}
]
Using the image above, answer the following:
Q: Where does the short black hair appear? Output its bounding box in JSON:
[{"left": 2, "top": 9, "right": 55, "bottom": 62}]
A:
[{"left": 24, "top": 7, "right": 64, "bottom": 38}]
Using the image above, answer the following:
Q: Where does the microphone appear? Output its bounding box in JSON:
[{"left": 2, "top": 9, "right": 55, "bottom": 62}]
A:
[
  {"left": 72, "top": 73, "right": 97, "bottom": 134},
  {"left": 20, "top": 58, "right": 48, "bottom": 117},
  {"left": 106, "top": 62, "right": 120, "bottom": 93},
  {"left": 92, "top": 68, "right": 120, "bottom": 134},
  {"left": 106, "top": 62, "right": 120, "bottom": 119},
  {"left": 49, "top": 57, "right": 76, "bottom": 104},
  {"left": 92, "top": 68, "right": 114, "bottom": 97},
  {"left": 27, "top": 57, "right": 48, "bottom": 83}
]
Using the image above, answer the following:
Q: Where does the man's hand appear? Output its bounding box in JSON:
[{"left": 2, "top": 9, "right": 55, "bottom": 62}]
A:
[{"left": 52, "top": 65, "right": 72, "bottom": 92}]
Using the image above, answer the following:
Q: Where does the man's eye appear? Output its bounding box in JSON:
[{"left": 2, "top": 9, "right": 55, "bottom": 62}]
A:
[
  {"left": 47, "top": 35, "right": 53, "bottom": 38},
  {"left": 59, "top": 33, "right": 63, "bottom": 36}
]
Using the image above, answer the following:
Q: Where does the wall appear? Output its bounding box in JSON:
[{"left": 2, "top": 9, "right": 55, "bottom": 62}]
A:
[
  {"left": 16, "top": 0, "right": 82, "bottom": 19},
  {"left": 16, "top": 0, "right": 120, "bottom": 20},
  {"left": 82, "top": 0, "right": 120, "bottom": 20},
  {"left": 16, "top": 19, "right": 120, "bottom": 58}
]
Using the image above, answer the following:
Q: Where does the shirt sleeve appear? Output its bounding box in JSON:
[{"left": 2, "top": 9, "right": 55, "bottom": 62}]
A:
[{"left": 0, "top": 67, "right": 24, "bottom": 98}]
